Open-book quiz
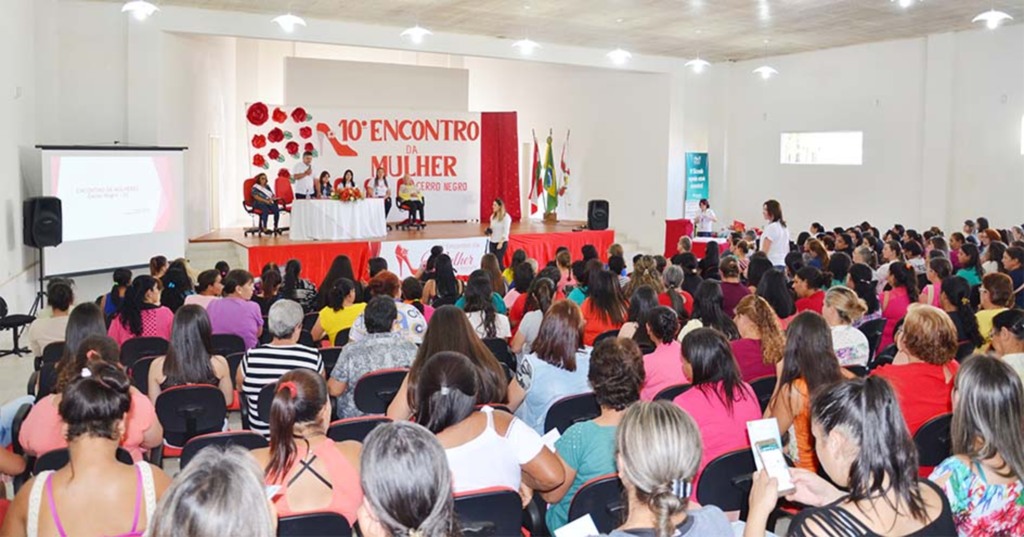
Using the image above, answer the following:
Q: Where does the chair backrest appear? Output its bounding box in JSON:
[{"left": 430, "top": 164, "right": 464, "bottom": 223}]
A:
[
  {"left": 120, "top": 337, "right": 169, "bottom": 369},
  {"left": 857, "top": 318, "right": 887, "bottom": 358},
  {"left": 226, "top": 352, "right": 244, "bottom": 389},
  {"left": 654, "top": 383, "right": 692, "bottom": 402},
  {"left": 180, "top": 431, "right": 268, "bottom": 470},
  {"left": 843, "top": 365, "right": 868, "bottom": 378},
  {"left": 914, "top": 413, "right": 953, "bottom": 467},
  {"left": 302, "top": 312, "right": 320, "bottom": 332},
  {"left": 35, "top": 447, "right": 133, "bottom": 473},
  {"left": 334, "top": 328, "right": 351, "bottom": 347},
  {"left": 243, "top": 178, "right": 258, "bottom": 207},
  {"left": 0, "top": 296, "right": 7, "bottom": 319},
  {"left": 131, "top": 355, "right": 158, "bottom": 395},
  {"left": 11, "top": 403, "right": 33, "bottom": 456},
  {"left": 298, "top": 330, "right": 316, "bottom": 348},
  {"left": 593, "top": 329, "right": 620, "bottom": 347},
  {"left": 567, "top": 474, "right": 626, "bottom": 534},
  {"left": 155, "top": 385, "right": 228, "bottom": 448},
  {"left": 210, "top": 334, "right": 246, "bottom": 358},
  {"left": 353, "top": 368, "right": 409, "bottom": 415},
  {"left": 320, "top": 347, "right": 343, "bottom": 376},
  {"left": 277, "top": 512, "right": 353, "bottom": 537},
  {"left": 257, "top": 382, "right": 277, "bottom": 425},
  {"left": 543, "top": 392, "right": 600, "bottom": 434},
  {"left": 41, "top": 342, "right": 65, "bottom": 365},
  {"left": 327, "top": 416, "right": 392, "bottom": 443},
  {"left": 750, "top": 375, "right": 777, "bottom": 413},
  {"left": 696, "top": 448, "right": 757, "bottom": 512},
  {"left": 454, "top": 487, "right": 522, "bottom": 537},
  {"left": 274, "top": 176, "right": 295, "bottom": 205},
  {"left": 37, "top": 362, "right": 59, "bottom": 399},
  {"left": 481, "top": 338, "right": 516, "bottom": 373}
]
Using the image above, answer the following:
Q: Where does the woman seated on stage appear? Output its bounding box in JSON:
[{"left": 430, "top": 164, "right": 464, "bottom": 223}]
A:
[
  {"left": 396, "top": 174, "right": 425, "bottom": 225},
  {"left": 337, "top": 169, "right": 357, "bottom": 190},
  {"left": 250, "top": 173, "right": 280, "bottom": 233},
  {"left": 366, "top": 167, "right": 392, "bottom": 217},
  {"left": 316, "top": 171, "right": 333, "bottom": 198}
]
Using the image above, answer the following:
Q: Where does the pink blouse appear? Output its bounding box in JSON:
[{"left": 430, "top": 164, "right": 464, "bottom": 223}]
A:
[
  {"left": 107, "top": 307, "right": 173, "bottom": 346},
  {"left": 640, "top": 341, "right": 688, "bottom": 401},
  {"left": 879, "top": 287, "right": 911, "bottom": 351}
]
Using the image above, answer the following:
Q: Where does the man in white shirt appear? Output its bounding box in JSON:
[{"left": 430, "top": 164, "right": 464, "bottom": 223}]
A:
[{"left": 290, "top": 151, "right": 315, "bottom": 199}]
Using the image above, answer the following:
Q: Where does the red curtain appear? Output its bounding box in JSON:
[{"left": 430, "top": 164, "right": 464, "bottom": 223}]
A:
[
  {"left": 664, "top": 219, "right": 694, "bottom": 257},
  {"left": 480, "top": 112, "right": 521, "bottom": 222}
]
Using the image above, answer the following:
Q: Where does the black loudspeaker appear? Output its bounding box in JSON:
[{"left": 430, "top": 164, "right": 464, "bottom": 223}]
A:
[
  {"left": 23, "top": 197, "right": 63, "bottom": 248},
  {"left": 587, "top": 200, "right": 609, "bottom": 231}
]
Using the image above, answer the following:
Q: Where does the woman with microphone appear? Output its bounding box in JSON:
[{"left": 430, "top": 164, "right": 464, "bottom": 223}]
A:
[
  {"left": 694, "top": 198, "right": 717, "bottom": 238},
  {"left": 487, "top": 199, "right": 512, "bottom": 271}
]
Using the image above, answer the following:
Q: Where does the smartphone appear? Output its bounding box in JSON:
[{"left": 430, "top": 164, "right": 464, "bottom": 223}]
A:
[{"left": 753, "top": 439, "right": 796, "bottom": 495}]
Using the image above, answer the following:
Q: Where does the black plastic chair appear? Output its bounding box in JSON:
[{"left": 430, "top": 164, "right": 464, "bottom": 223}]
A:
[
  {"left": 277, "top": 512, "right": 353, "bottom": 537},
  {"left": 654, "top": 383, "right": 692, "bottom": 402},
  {"left": 320, "top": 347, "right": 343, "bottom": 376},
  {"left": 210, "top": 334, "right": 246, "bottom": 358},
  {"left": 38, "top": 341, "right": 66, "bottom": 370},
  {"left": 298, "top": 330, "right": 316, "bottom": 348},
  {"left": 454, "top": 487, "right": 522, "bottom": 537},
  {"left": 327, "top": 416, "right": 391, "bottom": 443},
  {"left": 592, "top": 329, "right": 620, "bottom": 347},
  {"left": 871, "top": 344, "right": 898, "bottom": 370},
  {"left": 302, "top": 312, "right": 320, "bottom": 332},
  {"left": 956, "top": 342, "right": 976, "bottom": 362},
  {"left": 334, "top": 328, "right": 351, "bottom": 347},
  {"left": 36, "top": 362, "right": 59, "bottom": 399},
  {"left": 0, "top": 297, "right": 35, "bottom": 357},
  {"left": 180, "top": 431, "right": 268, "bottom": 469},
  {"left": 226, "top": 352, "right": 244, "bottom": 389},
  {"left": 914, "top": 413, "right": 952, "bottom": 468},
  {"left": 131, "top": 355, "right": 158, "bottom": 395},
  {"left": 843, "top": 365, "right": 869, "bottom": 378},
  {"left": 35, "top": 447, "right": 133, "bottom": 473},
  {"left": 543, "top": 392, "right": 600, "bottom": 434},
  {"left": 750, "top": 375, "right": 777, "bottom": 412},
  {"left": 482, "top": 338, "right": 517, "bottom": 373},
  {"left": 857, "top": 318, "right": 887, "bottom": 359},
  {"left": 696, "top": 448, "right": 757, "bottom": 515},
  {"left": 257, "top": 382, "right": 277, "bottom": 426},
  {"left": 11, "top": 402, "right": 34, "bottom": 492},
  {"left": 353, "top": 368, "right": 408, "bottom": 415},
  {"left": 155, "top": 384, "right": 228, "bottom": 455},
  {"left": 120, "top": 337, "right": 169, "bottom": 369},
  {"left": 567, "top": 474, "right": 625, "bottom": 534}
]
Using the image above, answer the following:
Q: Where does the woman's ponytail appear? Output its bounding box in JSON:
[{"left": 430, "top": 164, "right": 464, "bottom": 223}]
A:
[
  {"left": 265, "top": 370, "right": 328, "bottom": 483},
  {"left": 649, "top": 483, "right": 687, "bottom": 537}
]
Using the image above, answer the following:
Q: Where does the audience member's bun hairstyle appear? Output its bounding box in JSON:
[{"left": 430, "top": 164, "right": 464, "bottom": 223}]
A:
[
  {"left": 825, "top": 286, "right": 868, "bottom": 325},
  {"left": 888, "top": 262, "right": 920, "bottom": 302},
  {"left": 659, "top": 266, "right": 688, "bottom": 319},
  {"left": 359, "top": 422, "right": 457, "bottom": 537},
  {"left": 57, "top": 334, "right": 120, "bottom": 395},
  {"left": 616, "top": 401, "right": 702, "bottom": 537},
  {"left": 60, "top": 361, "right": 132, "bottom": 442},
  {"left": 223, "top": 269, "right": 254, "bottom": 295},
  {"left": 693, "top": 280, "right": 740, "bottom": 340},
  {"left": 117, "top": 275, "right": 159, "bottom": 337},
  {"left": 266, "top": 369, "right": 329, "bottom": 482},
  {"left": 645, "top": 306, "right": 679, "bottom": 344},
  {"left": 327, "top": 277, "right": 358, "bottom": 311},
  {"left": 811, "top": 377, "right": 928, "bottom": 523},
  {"left": 414, "top": 351, "right": 478, "bottom": 434},
  {"left": 589, "top": 338, "right": 645, "bottom": 411},
  {"left": 682, "top": 328, "right": 754, "bottom": 414},
  {"left": 719, "top": 257, "right": 741, "bottom": 279},
  {"left": 733, "top": 295, "right": 784, "bottom": 365},
  {"left": 900, "top": 305, "right": 958, "bottom": 365},
  {"left": 368, "top": 270, "right": 401, "bottom": 298},
  {"left": 848, "top": 263, "right": 881, "bottom": 314},
  {"left": 982, "top": 272, "right": 1015, "bottom": 308},
  {"left": 163, "top": 305, "right": 216, "bottom": 388},
  {"left": 532, "top": 300, "right": 586, "bottom": 372},
  {"left": 149, "top": 446, "right": 275, "bottom": 537},
  {"left": 951, "top": 355, "right": 1024, "bottom": 480},
  {"left": 408, "top": 306, "right": 507, "bottom": 410},
  {"left": 777, "top": 312, "right": 844, "bottom": 406},
  {"left": 149, "top": 255, "right": 168, "bottom": 277},
  {"left": 55, "top": 302, "right": 108, "bottom": 392},
  {"left": 941, "top": 276, "right": 983, "bottom": 348}
]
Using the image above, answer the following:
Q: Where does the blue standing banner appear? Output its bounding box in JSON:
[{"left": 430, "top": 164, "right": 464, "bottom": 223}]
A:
[{"left": 684, "top": 152, "right": 709, "bottom": 219}]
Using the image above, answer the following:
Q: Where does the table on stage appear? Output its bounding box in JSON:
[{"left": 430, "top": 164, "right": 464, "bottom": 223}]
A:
[
  {"left": 692, "top": 237, "right": 730, "bottom": 258},
  {"left": 290, "top": 199, "right": 387, "bottom": 241}
]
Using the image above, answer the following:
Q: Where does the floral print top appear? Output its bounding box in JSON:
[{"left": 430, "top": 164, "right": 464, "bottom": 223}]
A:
[{"left": 930, "top": 456, "right": 1024, "bottom": 537}]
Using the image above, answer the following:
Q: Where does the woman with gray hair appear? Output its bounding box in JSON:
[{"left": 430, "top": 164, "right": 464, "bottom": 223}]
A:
[
  {"left": 148, "top": 446, "right": 276, "bottom": 537},
  {"left": 357, "top": 421, "right": 459, "bottom": 537},
  {"left": 609, "top": 401, "right": 731, "bottom": 537},
  {"left": 660, "top": 264, "right": 692, "bottom": 318}
]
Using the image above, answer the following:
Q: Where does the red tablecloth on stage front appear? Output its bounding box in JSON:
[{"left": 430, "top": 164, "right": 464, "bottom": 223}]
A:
[
  {"left": 664, "top": 219, "right": 694, "bottom": 257},
  {"left": 507, "top": 230, "right": 615, "bottom": 267}
]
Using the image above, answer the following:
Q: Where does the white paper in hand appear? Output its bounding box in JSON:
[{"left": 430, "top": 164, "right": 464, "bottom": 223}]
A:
[
  {"left": 541, "top": 428, "right": 561, "bottom": 452},
  {"left": 555, "top": 514, "right": 601, "bottom": 537}
]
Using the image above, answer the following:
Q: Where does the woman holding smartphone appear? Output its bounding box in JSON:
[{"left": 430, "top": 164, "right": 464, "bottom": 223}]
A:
[{"left": 487, "top": 198, "right": 512, "bottom": 271}]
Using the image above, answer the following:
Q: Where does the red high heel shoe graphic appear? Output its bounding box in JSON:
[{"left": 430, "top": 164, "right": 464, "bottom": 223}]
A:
[
  {"left": 395, "top": 244, "right": 415, "bottom": 277},
  {"left": 317, "top": 122, "right": 359, "bottom": 157}
]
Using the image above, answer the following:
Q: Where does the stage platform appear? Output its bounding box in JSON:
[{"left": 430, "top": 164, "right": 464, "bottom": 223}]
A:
[{"left": 190, "top": 221, "right": 615, "bottom": 282}]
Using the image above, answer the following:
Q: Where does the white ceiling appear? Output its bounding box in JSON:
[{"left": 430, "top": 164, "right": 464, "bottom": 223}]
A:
[{"left": 107, "top": 0, "right": 1022, "bottom": 61}]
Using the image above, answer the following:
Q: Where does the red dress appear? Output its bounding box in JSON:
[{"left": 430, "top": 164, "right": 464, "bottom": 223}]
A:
[
  {"left": 871, "top": 360, "right": 959, "bottom": 434},
  {"left": 795, "top": 291, "right": 825, "bottom": 315}
]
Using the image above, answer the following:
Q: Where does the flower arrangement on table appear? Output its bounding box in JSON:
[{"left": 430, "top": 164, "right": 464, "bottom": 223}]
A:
[{"left": 335, "top": 187, "right": 364, "bottom": 202}]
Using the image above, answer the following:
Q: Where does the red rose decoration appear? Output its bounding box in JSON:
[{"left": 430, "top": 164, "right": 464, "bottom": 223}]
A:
[
  {"left": 304, "top": 142, "right": 315, "bottom": 152},
  {"left": 286, "top": 141, "right": 300, "bottom": 155},
  {"left": 268, "top": 148, "right": 281, "bottom": 160},
  {"left": 272, "top": 108, "right": 288, "bottom": 123},
  {"left": 277, "top": 168, "right": 291, "bottom": 178},
  {"left": 252, "top": 154, "right": 267, "bottom": 168},
  {"left": 299, "top": 126, "right": 313, "bottom": 139},
  {"left": 291, "top": 107, "right": 309, "bottom": 123},
  {"left": 246, "top": 103, "right": 269, "bottom": 126},
  {"left": 267, "top": 128, "right": 285, "bottom": 143},
  {"left": 252, "top": 134, "right": 267, "bottom": 149}
]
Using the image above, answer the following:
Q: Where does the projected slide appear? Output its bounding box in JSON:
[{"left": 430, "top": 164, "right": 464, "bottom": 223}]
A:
[{"left": 52, "top": 156, "right": 174, "bottom": 242}]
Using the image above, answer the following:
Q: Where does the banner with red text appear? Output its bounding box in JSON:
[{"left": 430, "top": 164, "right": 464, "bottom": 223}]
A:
[
  {"left": 378, "top": 237, "right": 488, "bottom": 280},
  {"left": 246, "top": 104, "right": 482, "bottom": 221}
]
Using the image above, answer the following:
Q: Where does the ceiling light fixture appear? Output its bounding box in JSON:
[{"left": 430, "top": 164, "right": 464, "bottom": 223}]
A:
[
  {"left": 685, "top": 58, "right": 711, "bottom": 74},
  {"left": 973, "top": 9, "right": 1013, "bottom": 29},
  {"left": 890, "top": 0, "right": 917, "bottom": 8},
  {"left": 121, "top": 1, "right": 159, "bottom": 21},
  {"left": 401, "top": 25, "right": 433, "bottom": 44},
  {"left": 512, "top": 39, "right": 541, "bottom": 55},
  {"left": 607, "top": 48, "right": 632, "bottom": 66},
  {"left": 272, "top": 13, "right": 306, "bottom": 33},
  {"left": 753, "top": 40, "right": 778, "bottom": 80}
]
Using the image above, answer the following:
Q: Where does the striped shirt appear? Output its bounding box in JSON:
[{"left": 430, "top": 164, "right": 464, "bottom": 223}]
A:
[{"left": 241, "top": 344, "right": 323, "bottom": 437}]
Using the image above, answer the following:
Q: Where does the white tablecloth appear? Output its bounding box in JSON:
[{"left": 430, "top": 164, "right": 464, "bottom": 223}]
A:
[{"left": 290, "top": 199, "right": 387, "bottom": 241}]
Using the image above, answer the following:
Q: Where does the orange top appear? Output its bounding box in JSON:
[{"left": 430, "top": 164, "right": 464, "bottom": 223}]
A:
[
  {"left": 790, "top": 378, "right": 817, "bottom": 472},
  {"left": 581, "top": 299, "right": 626, "bottom": 346},
  {"left": 269, "top": 439, "right": 363, "bottom": 524}
]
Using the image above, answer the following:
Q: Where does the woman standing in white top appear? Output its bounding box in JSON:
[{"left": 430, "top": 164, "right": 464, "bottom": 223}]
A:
[
  {"left": 760, "top": 199, "right": 790, "bottom": 268},
  {"left": 488, "top": 198, "right": 513, "bottom": 271},
  {"left": 695, "top": 198, "right": 717, "bottom": 237}
]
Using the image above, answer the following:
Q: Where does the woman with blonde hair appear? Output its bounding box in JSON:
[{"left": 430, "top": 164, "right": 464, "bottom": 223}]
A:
[
  {"left": 624, "top": 256, "right": 664, "bottom": 298},
  {"left": 608, "top": 401, "right": 731, "bottom": 536},
  {"left": 823, "top": 286, "right": 870, "bottom": 367},
  {"left": 731, "top": 295, "right": 784, "bottom": 381}
]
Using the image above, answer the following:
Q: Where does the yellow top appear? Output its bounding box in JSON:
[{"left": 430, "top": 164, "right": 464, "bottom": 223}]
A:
[
  {"left": 975, "top": 307, "right": 1008, "bottom": 352},
  {"left": 318, "top": 303, "right": 367, "bottom": 344}
]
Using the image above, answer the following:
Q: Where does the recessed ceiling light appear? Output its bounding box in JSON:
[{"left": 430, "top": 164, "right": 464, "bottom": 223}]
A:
[
  {"left": 401, "top": 25, "right": 433, "bottom": 44},
  {"left": 685, "top": 58, "right": 711, "bottom": 74},
  {"left": 753, "top": 65, "right": 779, "bottom": 79},
  {"left": 512, "top": 39, "right": 541, "bottom": 55},
  {"left": 973, "top": 9, "right": 1013, "bottom": 29},
  {"left": 121, "top": 1, "right": 159, "bottom": 21},
  {"left": 890, "top": 0, "right": 917, "bottom": 8},
  {"left": 272, "top": 13, "right": 306, "bottom": 33},
  {"left": 607, "top": 48, "right": 632, "bottom": 65}
]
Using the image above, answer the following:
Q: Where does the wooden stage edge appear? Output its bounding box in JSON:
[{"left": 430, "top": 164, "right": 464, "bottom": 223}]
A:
[{"left": 190, "top": 220, "right": 595, "bottom": 249}]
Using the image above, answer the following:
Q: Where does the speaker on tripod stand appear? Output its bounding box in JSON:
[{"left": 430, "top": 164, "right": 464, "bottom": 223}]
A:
[{"left": 23, "top": 197, "right": 63, "bottom": 317}]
